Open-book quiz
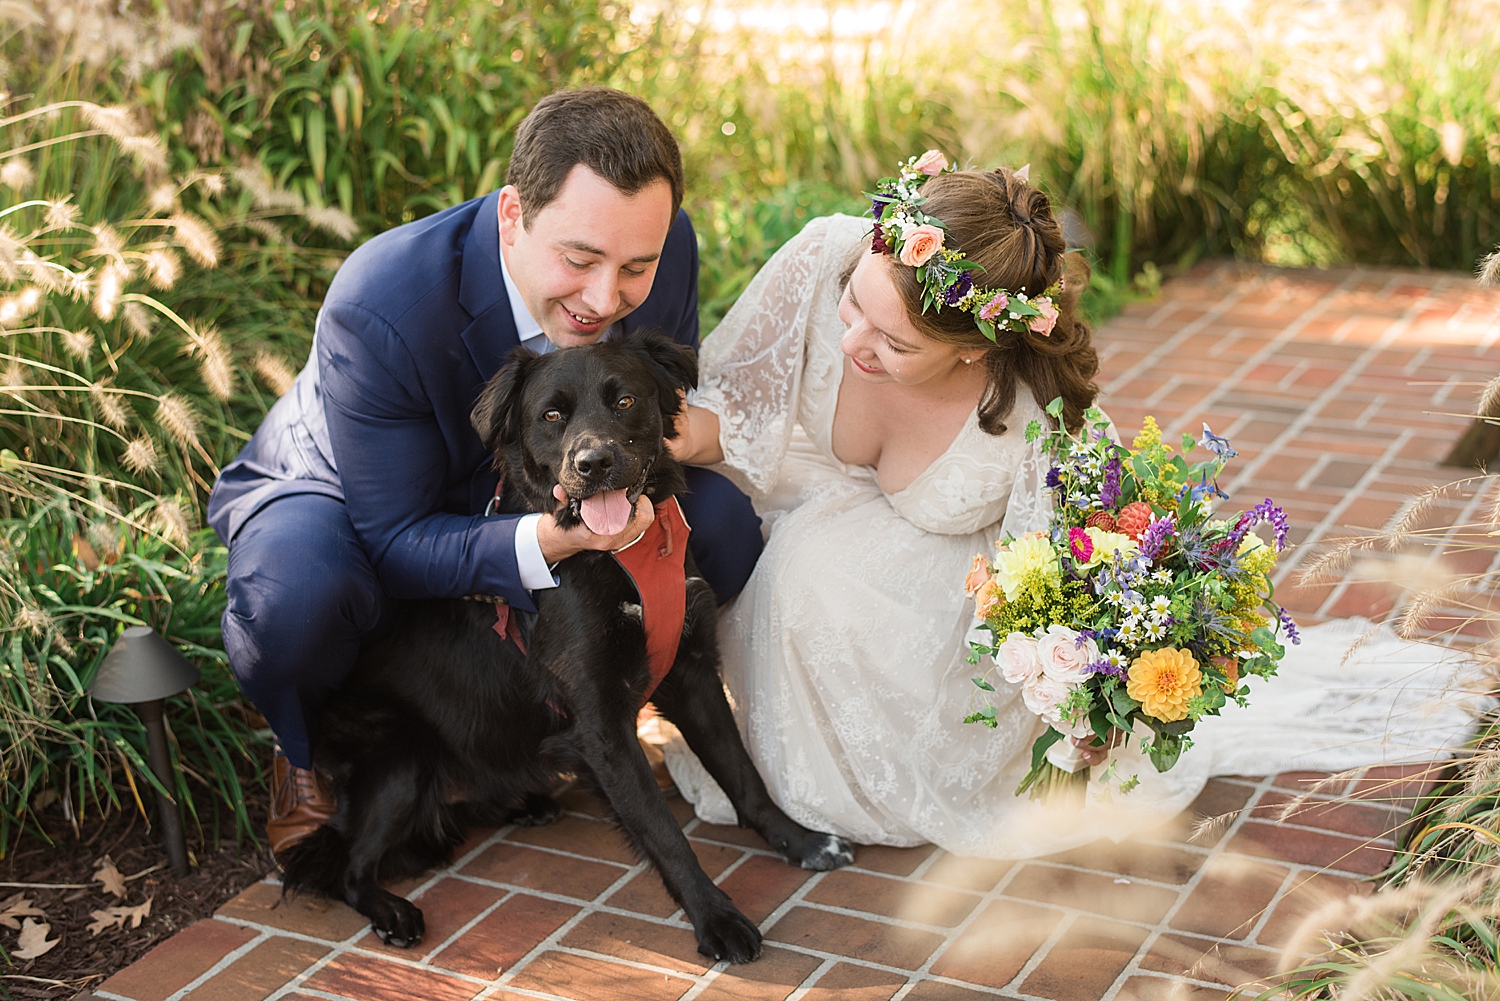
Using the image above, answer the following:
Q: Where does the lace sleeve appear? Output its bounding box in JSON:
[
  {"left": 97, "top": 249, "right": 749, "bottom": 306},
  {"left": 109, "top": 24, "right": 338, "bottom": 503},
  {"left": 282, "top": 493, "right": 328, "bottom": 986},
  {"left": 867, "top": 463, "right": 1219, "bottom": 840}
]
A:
[
  {"left": 995, "top": 410, "right": 1119, "bottom": 538},
  {"left": 997, "top": 437, "right": 1054, "bottom": 537},
  {"left": 691, "top": 216, "right": 846, "bottom": 498}
]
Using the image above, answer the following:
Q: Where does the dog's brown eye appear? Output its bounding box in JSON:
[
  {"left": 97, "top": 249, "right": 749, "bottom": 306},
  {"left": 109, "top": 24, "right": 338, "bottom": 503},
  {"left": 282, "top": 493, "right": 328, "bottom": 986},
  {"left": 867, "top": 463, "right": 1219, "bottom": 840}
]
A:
[
  {"left": 616, "top": 396, "right": 636, "bottom": 410},
  {"left": 543, "top": 410, "right": 562, "bottom": 423}
]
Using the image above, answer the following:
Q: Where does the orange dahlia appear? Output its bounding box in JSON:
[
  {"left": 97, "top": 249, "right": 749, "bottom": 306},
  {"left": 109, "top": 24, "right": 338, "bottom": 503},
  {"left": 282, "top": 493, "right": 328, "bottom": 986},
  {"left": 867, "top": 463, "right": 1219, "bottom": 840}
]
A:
[
  {"left": 1116, "top": 501, "right": 1153, "bottom": 540},
  {"left": 1127, "top": 647, "right": 1202, "bottom": 722}
]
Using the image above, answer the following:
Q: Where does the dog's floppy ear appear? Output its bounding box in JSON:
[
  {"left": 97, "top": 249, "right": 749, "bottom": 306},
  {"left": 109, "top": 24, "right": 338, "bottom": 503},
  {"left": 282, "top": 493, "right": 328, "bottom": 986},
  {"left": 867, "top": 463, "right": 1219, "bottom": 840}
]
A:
[
  {"left": 471, "top": 347, "right": 539, "bottom": 452},
  {"left": 625, "top": 329, "right": 698, "bottom": 430}
]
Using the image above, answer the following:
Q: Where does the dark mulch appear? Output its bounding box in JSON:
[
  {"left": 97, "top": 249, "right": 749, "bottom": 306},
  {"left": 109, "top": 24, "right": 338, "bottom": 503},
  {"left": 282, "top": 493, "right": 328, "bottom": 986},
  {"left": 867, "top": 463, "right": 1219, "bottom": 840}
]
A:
[{"left": 0, "top": 783, "right": 273, "bottom": 1000}]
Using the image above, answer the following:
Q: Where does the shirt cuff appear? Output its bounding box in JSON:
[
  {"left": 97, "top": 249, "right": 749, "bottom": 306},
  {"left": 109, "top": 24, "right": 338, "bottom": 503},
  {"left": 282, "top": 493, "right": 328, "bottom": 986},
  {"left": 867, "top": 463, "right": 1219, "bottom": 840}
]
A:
[{"left": 514, "top": 513, "right": 560, "bottom": 590}]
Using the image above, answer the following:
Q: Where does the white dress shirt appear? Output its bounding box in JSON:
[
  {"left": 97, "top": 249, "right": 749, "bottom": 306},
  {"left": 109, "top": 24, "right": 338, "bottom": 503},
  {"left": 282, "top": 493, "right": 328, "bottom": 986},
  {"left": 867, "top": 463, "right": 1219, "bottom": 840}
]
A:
[{"left": 500, "top": 251, "right": 560, "bottom": 591}]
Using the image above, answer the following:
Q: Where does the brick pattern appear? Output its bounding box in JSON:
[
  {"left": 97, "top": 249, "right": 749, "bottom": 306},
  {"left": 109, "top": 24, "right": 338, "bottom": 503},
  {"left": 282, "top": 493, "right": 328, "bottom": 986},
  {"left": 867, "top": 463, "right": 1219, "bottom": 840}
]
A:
[
  {"left": 89, "top": 263, "right": 1497, "bottom": 1001},
  {"left": 86, "top": 766, "right": 1431, "bottom": 1001}
]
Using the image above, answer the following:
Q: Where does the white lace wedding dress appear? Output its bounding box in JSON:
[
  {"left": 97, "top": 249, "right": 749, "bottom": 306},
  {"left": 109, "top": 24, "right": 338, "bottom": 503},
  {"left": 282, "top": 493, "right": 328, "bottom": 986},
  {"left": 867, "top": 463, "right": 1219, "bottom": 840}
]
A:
[{"left": 662, "top": 213, "right": 1486, "bottom": 858}]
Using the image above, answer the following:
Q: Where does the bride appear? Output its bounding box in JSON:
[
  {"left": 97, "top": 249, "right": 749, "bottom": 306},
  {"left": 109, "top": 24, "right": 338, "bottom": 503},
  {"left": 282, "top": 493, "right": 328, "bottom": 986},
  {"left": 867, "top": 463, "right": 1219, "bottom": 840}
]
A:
[{"left": 661, "top": 156, "right": 1481, "bottom": 858}]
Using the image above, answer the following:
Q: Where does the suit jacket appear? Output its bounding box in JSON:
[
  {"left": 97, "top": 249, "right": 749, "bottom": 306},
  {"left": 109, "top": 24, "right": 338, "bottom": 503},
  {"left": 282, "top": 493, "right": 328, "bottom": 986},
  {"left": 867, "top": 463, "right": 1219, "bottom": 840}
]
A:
[{"left": 206, "top": 191, "right": 700, "bottom": 613}]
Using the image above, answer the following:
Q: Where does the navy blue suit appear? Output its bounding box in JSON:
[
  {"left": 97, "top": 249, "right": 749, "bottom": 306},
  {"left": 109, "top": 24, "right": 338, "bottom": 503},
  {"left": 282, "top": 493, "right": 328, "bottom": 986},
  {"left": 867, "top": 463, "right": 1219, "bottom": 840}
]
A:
[{"left": 208, "top": 192, "right": 762, "bottom": 768}]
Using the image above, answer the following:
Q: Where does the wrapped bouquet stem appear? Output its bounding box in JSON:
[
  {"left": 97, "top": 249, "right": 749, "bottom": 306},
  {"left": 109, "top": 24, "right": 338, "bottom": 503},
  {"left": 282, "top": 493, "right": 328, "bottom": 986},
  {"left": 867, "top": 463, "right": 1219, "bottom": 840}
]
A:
[{"left": 964, "top": 402, "right": 1300, "bottom": 800}]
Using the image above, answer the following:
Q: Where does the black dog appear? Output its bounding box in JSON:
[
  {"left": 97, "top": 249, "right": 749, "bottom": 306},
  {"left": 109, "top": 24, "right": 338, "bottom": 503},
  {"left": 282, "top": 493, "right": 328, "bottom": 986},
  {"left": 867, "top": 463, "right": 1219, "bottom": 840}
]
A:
[{"left": 279, "top": 330, "right": 853, "bottom": 963}]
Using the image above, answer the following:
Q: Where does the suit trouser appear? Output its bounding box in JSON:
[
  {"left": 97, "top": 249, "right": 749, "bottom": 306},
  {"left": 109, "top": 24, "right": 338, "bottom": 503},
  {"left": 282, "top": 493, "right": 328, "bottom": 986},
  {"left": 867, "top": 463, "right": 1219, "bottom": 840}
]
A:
[{"left": 220, "top": 467, "right": 763, "bottom": 769}]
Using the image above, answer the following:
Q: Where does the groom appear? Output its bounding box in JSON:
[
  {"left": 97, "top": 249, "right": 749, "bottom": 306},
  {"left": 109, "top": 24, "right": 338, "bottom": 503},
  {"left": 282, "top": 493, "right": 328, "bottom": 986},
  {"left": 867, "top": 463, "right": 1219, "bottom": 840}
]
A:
[{"left": 206, "top": 88, "right": 763, "bottom": 859}]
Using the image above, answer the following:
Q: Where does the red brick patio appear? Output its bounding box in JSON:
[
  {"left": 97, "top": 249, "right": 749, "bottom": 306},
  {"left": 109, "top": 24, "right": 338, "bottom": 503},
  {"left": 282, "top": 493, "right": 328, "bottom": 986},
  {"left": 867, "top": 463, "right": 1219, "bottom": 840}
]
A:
[{"left": 80, "top": 261, "right": 1500, "bottom": 1001}]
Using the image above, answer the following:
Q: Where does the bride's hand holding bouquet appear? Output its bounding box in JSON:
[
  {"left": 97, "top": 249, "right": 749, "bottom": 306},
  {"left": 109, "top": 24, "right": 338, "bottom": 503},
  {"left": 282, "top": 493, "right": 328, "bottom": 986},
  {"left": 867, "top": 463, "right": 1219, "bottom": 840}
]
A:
[{"left": 964, "top": 404, "right": 1300, "bottom": 799}]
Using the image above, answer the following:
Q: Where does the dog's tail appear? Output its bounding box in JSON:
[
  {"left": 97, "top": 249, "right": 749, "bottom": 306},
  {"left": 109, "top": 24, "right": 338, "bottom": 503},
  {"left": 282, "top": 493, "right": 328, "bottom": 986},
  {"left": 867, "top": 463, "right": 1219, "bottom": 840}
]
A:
[{"left": 277, "top": 825, "right": 350, "bottom": 900}]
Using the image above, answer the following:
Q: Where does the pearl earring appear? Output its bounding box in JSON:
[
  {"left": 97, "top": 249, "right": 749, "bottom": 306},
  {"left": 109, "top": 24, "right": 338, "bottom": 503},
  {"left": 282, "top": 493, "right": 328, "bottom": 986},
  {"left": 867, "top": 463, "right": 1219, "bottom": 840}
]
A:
[{"left": 963, "top": 357, "right": 973, "bottom": 365}]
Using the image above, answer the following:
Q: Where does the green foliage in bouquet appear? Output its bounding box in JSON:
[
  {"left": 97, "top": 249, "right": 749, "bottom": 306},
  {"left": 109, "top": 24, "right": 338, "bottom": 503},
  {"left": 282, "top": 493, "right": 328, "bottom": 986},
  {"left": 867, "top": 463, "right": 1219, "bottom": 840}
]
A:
[{"left": 964, "top": 402, "right": 1299, "bottom": 797}]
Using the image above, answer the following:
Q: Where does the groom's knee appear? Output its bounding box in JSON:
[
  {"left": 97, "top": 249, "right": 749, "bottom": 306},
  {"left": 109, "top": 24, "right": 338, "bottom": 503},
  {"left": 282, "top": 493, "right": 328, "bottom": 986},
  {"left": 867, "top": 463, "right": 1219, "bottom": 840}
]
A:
[
  {"left": 221, "top": 495, "right": 383, "bottom": 767},
  {"left": 680, "top": 466, "right": 763, "bottom": 604}
]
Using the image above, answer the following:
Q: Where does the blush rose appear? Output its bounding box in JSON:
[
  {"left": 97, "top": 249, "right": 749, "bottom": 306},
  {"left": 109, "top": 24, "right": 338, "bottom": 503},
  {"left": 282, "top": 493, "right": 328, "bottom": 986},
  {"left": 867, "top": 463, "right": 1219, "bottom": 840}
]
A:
[{"left": 899, "top": 224, "right": 944, "bottom": 267}]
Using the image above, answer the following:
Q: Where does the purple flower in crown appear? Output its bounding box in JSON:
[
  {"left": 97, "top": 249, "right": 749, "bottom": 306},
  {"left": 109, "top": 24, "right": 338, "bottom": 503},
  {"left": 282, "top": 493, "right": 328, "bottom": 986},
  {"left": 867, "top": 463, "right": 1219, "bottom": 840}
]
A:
[
  {"left": 1045, "top": 466, "right": 1062, "bottom": 490},
  {"left": 944, "top": 271, "right": 974, "bottom": 306},
  {"left": 870, "top": 222, "right": 891, "bottom": 256},
  {"left": 870, "top": 197, "right": 884, "bottom": 220}
]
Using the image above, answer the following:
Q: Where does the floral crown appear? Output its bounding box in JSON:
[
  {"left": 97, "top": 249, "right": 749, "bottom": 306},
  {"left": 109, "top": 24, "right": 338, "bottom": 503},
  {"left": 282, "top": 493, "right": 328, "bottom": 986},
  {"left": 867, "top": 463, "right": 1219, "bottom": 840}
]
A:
[{"left": 866, "top": 150, "right": 1063, "bottom": 342}]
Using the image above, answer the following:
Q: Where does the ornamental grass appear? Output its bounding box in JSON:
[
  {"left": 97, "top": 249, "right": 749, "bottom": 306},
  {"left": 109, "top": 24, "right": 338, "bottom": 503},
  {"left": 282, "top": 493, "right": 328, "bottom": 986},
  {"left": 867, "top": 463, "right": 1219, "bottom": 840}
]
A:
[{"left": 0, "top": 4, "right": 349, "bottom": 851}]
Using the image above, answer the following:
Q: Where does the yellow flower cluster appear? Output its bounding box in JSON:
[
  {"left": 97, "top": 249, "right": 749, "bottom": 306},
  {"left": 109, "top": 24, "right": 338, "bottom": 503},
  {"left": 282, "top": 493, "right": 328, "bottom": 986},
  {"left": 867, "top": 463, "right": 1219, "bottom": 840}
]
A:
[
  {"left": 1225, "top": 540, "right": 1278, "bottom": 641},
  {"left": 1127, "top": 647, "right": 1203, "bottom": 722},
  {"left": 1132, "top": 415, "right": 1162, "bottom": 452}
]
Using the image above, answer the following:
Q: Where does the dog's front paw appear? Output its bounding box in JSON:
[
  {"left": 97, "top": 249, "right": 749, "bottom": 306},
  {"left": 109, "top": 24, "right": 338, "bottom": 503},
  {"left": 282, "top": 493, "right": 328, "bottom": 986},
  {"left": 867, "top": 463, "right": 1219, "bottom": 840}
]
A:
[
  {"left": 785, "top": 832, "right": 855, "bottom": 872},
  {"left": 367, "top": 893, "right": 426, "bottom": 948},
  {"left": 693, "top": 899, "right": 762, "bottom": 964},
  {"left": 515, "top": 792, "right": 562, "bottom": 827}
]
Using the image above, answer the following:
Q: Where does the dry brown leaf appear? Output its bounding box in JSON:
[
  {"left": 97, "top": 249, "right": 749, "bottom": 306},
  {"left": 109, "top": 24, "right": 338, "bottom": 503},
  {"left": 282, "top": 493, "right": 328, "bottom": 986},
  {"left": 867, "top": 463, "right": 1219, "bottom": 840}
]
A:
[
  {"left": 93, "top": 856, "right": 126, "bottom": 899},
  {"left": 0, "top": 893, "right": 45, "bottom": 930},
  {"left": 14, "top": 917, "right": 58, "bottom": 958},
  {"left": 87, "top": 896, "right": 152, "bottom": 936}
]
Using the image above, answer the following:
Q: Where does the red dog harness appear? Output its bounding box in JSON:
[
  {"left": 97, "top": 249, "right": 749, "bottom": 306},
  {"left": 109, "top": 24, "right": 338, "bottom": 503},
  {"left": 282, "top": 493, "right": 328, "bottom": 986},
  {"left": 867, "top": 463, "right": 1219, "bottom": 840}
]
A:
[{"left": 488, "top": 483, "right": 690, "bottom": 708}]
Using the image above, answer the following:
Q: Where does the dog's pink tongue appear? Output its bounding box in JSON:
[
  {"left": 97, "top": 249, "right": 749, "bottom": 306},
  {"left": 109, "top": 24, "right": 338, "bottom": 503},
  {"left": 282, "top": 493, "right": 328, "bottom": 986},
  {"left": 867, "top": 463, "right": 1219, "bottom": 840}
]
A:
[{"left": 580, "top": 489, "right": 632, "bottom": 536}]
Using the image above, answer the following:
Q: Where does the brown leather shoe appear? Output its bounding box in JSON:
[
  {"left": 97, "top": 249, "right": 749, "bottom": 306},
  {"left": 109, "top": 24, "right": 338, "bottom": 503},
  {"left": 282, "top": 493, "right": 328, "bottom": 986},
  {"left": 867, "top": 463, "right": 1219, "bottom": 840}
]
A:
[{"left": 267, "top": 749, "right": 335, "bottom": 864}]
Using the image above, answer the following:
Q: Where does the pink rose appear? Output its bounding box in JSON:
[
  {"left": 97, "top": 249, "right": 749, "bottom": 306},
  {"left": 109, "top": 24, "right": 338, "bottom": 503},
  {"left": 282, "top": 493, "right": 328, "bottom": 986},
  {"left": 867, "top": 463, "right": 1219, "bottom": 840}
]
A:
[
  {"left": 1021, "top": 673, "right": 1069, "bottom": 720},
  {"left": 1036, "top": 624, "right": 1099, "bottom": 685},
  {"left": 899, "top": 224, "right": 944, "bottom": 267},
  {"left": 913, "top": 149, "right": 947, "bottom": 175},
  {"left": 1028, "top": 299, "right": 1060, "bottom": 336},
  {"left": 978, "top": 292, "right": 1009, "bottom": 321},
  {"left": 1051, "top": 703, "right": 1095, "bottom": 739},
  {"left": 996, "top": 632, "right": 1041, "bottom": 685},
  {"left": 1021, "top": 673, "right": 1093, "bottom": 738},
  {"left": 964, "top": 554, "right": 991, "bottom": 595}
]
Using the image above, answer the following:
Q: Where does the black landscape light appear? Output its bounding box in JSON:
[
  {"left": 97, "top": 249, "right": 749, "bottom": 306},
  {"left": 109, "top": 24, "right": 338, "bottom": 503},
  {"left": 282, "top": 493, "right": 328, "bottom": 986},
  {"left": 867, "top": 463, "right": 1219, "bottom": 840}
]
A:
[{"left": 88, "top": 626, "right": 200, "bottom": 877}]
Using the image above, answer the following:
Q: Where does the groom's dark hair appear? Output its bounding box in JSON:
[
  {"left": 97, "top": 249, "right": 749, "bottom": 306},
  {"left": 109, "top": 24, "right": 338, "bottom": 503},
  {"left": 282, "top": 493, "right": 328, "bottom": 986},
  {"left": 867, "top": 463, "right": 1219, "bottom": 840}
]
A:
[{"left": 507, "top": 88, "right": 684, "bottom": 223}]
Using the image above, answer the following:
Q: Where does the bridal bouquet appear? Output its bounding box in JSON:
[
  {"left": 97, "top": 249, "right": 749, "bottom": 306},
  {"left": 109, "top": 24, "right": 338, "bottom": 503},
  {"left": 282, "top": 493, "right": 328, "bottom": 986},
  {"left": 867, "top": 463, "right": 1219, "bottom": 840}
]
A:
[{"left": 963, "top": 401, "right": 1299, "bottom": 797}]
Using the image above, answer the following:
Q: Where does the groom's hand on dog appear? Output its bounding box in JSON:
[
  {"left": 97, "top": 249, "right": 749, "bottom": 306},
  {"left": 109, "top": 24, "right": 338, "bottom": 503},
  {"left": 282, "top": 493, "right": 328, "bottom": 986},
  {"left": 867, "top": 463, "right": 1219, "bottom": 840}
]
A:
[{"left": 536, "top": 485, "right": 655, "bottom": 563}]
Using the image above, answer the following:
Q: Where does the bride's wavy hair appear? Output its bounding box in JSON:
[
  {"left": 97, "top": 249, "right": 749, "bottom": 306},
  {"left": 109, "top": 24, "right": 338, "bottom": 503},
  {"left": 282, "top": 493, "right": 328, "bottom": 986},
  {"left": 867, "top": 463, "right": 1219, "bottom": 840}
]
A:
[{"left": 883, "top": 168, "right": 1099, "bottom": 435}]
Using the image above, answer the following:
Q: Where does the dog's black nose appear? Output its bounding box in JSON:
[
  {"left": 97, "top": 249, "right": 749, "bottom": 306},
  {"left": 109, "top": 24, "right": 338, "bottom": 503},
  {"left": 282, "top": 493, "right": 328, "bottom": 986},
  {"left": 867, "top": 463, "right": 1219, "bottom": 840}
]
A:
[{"left": 574, "top": 448, "right": 613, "bottom": 479}]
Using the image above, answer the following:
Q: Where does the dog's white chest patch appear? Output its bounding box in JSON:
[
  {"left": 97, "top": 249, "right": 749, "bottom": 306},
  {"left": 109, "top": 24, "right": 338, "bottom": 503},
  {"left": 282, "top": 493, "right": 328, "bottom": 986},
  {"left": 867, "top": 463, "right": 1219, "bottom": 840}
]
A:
[{"left": 619, "top": 601, "right": 643, "bottom": 622}]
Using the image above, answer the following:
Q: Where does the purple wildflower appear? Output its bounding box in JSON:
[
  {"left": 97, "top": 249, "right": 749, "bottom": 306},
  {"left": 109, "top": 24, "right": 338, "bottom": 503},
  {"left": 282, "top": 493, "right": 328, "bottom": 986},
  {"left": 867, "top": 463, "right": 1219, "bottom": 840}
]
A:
[
  {"left": 1139, "top": 512, "right": 1177, "bottom": 560},
  {"left": 1074, "top": 629, "right": 1098, "bottom": 648},
  {"left": 1278, "top": 607, "right": 1302, "bottom": 645},
  {"left": 1099, "top": 454, "right": 1123, "bottom": 508},
  {"left": 1224, "top": 498, "right": 1291, "bottom": 553},
  {"left": 1188, "top": 472, "right": 1229, "bottom": 503},
  {"left": 1085, "top": 656, "right": 1127, "bottom": 679},
  {"left": 1200, "top": 423, "right": 1238, "bottom": 459},
  {"left": 870, "top": 197, "right": 884, "bottom": 220},
  {"left": 1045, "top": 466, "right": 1062, "bottom": 490},
  {"left": 943, "top": 271, "right": 974, "bottom": 305}
]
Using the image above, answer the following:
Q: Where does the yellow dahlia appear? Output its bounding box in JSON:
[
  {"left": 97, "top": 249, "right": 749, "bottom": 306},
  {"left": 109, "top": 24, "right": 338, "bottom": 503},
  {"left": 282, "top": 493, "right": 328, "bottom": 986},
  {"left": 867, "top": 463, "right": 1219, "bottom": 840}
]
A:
[
  {"left": 992, "top": 532, "right": 1060, "bottom": 600},
  {"left": 1127, "top": 647, "right": 1202, "bottom": 723}
]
